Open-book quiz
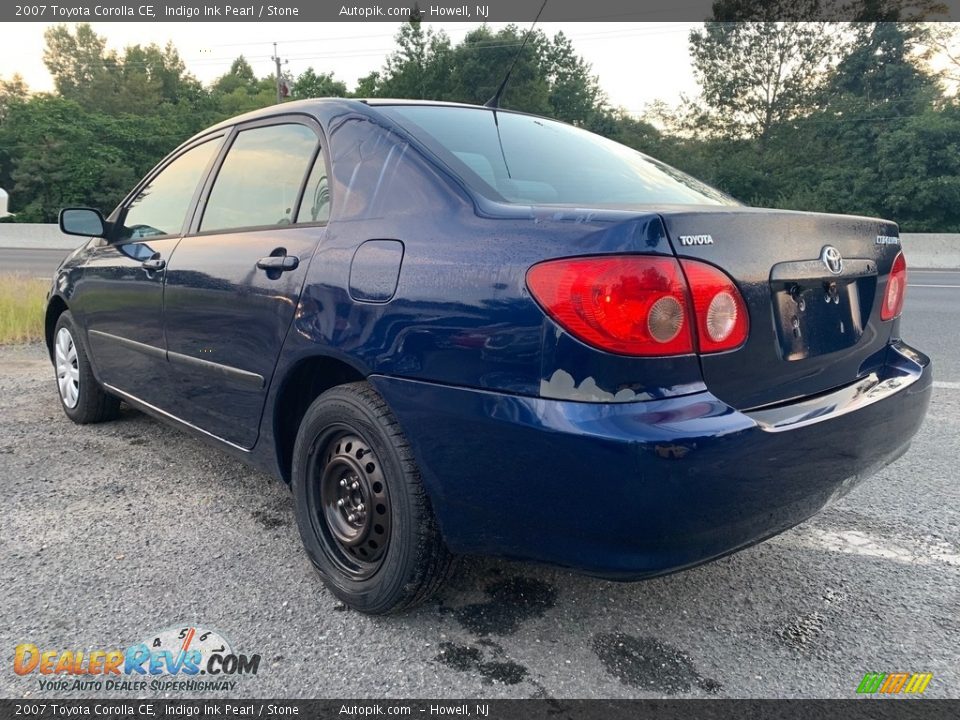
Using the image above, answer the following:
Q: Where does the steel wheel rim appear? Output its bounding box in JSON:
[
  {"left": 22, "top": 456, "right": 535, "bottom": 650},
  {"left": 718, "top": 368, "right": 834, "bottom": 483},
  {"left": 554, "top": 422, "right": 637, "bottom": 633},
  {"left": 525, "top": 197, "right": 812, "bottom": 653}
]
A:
[
  {"left": 309, "top": 428, "right": 392, "bottom": 580},
  {"left": 55, "top": 327, "right": 80, "bottom": 409}
]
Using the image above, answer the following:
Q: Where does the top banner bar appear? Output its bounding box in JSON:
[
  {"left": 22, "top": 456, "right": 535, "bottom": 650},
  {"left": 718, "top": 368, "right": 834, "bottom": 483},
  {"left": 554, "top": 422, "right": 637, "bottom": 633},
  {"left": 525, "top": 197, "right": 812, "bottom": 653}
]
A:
[{"left": 2, "top": 0, "right": 959, "bottom": 22}]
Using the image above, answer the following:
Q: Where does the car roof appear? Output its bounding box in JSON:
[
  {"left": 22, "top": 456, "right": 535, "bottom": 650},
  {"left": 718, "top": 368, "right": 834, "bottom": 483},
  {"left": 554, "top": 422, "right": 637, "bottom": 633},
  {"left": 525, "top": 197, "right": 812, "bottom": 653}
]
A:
[{"left": 201, "top": 97, "right": 495, "bottom": 135}]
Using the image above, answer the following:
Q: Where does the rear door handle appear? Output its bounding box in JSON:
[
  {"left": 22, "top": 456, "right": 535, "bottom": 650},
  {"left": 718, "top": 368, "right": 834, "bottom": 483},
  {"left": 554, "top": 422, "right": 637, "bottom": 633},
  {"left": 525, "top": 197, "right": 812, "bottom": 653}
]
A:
[
  {"left": 141, "top": 257, "right": 166, "bottom": 272},
  {"left": 256, "top": 255, "right": 299, "bottom": 272}
]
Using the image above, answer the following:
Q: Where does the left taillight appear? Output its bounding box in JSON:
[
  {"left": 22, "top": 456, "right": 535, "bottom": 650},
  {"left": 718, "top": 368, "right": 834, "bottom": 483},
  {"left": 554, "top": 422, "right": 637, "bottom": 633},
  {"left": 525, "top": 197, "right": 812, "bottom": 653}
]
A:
[
  {"left": 881, "top": 251, "right": 907, "bottom": 321},
  {"left": 525, "top": 255, "right": 748, "bottom": 357}
]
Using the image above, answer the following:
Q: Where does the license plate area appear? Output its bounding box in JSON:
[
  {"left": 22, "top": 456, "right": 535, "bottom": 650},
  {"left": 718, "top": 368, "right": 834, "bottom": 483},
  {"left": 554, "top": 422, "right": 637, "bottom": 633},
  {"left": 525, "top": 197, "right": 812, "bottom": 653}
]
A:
[{"left": 769, "top": 258, "right": 877, "bottom": 362}]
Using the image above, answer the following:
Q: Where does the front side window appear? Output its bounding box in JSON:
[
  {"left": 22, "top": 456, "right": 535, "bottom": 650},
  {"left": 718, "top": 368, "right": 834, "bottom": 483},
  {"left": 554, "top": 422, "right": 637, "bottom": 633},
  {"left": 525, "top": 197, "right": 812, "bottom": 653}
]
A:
[
  {"left": 118, "top": 137, "right": 222, "bottom": 240},
  {"left": 201, "top": 123, "right": 318, "bottom": 232}
]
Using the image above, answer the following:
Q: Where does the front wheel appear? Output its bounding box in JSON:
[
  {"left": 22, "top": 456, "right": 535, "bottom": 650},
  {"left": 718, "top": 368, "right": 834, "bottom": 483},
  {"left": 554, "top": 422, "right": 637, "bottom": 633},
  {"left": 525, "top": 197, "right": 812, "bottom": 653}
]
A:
[
  {"left": 291, "top": 382, "right": 455, "bottom": 614},
  {"left": 53, "top": 311, "right": 121, "bottom": 424}
]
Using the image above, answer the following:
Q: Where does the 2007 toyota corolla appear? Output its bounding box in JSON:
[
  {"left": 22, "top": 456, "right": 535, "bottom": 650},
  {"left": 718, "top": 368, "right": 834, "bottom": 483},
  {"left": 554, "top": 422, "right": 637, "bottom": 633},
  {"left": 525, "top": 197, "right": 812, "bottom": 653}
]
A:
[{"left": 47, "top": 99, "right": 932, "bottom": 613}]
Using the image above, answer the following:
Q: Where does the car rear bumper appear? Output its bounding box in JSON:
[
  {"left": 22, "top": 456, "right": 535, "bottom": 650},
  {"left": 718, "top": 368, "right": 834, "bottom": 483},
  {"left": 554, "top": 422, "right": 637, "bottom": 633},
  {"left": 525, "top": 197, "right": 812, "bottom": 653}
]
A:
[{"left": 370, "top": 342, "right": 932, "bottom": 579}]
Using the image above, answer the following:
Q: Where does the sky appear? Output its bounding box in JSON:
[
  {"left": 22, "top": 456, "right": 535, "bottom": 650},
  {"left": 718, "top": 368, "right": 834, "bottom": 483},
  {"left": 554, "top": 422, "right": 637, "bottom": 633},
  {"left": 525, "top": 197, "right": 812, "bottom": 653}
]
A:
[{"left": 0, "top": 21, "right": 702, "bottom": 112}]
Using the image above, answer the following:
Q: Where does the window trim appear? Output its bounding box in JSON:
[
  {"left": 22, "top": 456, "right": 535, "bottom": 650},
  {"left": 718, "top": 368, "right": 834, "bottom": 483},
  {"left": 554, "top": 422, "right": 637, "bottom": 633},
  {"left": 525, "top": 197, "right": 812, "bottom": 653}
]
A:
[
  {"left": 109, "top": 132, "right": 227, "bottom": 244},
  {"left": 185, "top": 114, "right": 331, "bottom": 238}
]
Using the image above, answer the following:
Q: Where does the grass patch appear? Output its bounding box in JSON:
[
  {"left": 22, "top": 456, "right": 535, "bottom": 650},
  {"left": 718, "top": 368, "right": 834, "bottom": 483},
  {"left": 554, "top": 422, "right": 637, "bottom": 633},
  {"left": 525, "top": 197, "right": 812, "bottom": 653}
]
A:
[{"left": 0, "top": 274, "right": 48, "bottom": 344}]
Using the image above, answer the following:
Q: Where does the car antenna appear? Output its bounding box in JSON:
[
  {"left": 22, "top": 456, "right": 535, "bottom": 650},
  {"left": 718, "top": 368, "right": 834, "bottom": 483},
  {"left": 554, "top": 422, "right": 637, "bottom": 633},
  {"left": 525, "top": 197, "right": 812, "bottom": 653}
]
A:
[{"left": 484, "top": 0, "right": 549, "bottom": 109}]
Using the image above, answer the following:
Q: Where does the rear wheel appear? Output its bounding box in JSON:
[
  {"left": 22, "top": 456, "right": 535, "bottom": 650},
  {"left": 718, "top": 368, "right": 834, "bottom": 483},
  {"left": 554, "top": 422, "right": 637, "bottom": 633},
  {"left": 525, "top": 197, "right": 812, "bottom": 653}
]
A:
[
  {"left": 53, "top": 311, "right": 121, "bottom": 424},
  {"left": 291, "top": 382, "right": 454, "bottom": 614}
]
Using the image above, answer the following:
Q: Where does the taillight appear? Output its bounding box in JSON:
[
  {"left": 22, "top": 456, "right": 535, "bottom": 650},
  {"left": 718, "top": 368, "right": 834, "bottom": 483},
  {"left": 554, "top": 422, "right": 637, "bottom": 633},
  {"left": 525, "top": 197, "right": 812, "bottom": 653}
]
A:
[
  {"left": 881, "top": 251, "right": 907, "bottom": 320},
  {"left": 526, "top": 255, "right": 748, "bottom": 357},
  {"left": 526, "top": 256, "right": 694, "bottom": 355},
  {"left": 680, "top": 259, "right": 750, "bottom": 353}
]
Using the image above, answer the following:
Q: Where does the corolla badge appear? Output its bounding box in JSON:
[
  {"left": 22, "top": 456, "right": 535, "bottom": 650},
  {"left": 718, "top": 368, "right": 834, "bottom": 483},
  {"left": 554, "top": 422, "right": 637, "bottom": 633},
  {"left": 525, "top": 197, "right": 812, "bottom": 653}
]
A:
[{"left": 821, "top": 245, "right": 843, "bottom": 275}]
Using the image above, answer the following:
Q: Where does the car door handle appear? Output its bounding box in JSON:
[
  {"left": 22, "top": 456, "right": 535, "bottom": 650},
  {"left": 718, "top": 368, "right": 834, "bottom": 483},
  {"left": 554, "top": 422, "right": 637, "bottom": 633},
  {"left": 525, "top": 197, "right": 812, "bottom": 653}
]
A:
[
  {"left": 256, "top": 255, "right": 299, "bottom": 272},
  {"left": 141, "top": 257, "right": 166, "bottom": 272}
]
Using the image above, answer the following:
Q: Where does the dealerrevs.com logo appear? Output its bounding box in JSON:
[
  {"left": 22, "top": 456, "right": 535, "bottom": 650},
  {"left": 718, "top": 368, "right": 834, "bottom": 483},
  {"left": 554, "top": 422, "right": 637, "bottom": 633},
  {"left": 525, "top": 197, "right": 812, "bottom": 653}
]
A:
[{"left": 13, "top": 626, "right": 261, "bottom": 693}]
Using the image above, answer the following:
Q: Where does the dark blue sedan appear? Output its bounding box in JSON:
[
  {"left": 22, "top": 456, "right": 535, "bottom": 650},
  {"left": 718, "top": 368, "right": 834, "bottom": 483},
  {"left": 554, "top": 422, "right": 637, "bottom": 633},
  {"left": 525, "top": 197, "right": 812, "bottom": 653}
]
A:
[{"left": 48, "top": 99, "right": 931, "bottom": 613}]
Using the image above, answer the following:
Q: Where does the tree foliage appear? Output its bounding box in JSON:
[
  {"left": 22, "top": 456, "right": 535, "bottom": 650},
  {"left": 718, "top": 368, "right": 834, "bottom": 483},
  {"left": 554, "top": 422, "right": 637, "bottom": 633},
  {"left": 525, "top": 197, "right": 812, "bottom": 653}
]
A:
[
  {"left": 0, "top": 20, "right": 957, "bottom": 231},
  {"left": 359, "top": 21, "right": 603, "bottom": 125},
  {"left": 688, "top": 19, "right": 842, "bottom": 139},
  {"left": 677, "top": 21, "right": 959, "bottom": 230},
  {"left": 0, "top": 74, "right": 28, "bottom": 123},
  {"left": 43, "top": 25, "right": 203, "bottom": 115},
  {"left": 292, "top": 68, "right": 348, "bottom": 99}
]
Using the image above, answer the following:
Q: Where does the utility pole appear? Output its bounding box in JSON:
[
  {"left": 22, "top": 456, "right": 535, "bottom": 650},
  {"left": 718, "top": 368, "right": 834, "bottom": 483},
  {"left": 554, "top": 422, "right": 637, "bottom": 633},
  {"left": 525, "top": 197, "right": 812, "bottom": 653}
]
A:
[{"left": 271, "top": 42, "right": 287, "bottom": 104}]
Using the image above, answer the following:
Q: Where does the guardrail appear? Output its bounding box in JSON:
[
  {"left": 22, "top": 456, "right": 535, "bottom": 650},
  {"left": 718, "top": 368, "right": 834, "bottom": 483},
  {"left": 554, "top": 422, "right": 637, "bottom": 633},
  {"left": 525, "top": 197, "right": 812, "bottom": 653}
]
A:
[
  {"left": 899, "top": 234, "right": 960, "bottom": 269},
  {"left": 1, "top": 223, "right": 958, "bottom": 269}
]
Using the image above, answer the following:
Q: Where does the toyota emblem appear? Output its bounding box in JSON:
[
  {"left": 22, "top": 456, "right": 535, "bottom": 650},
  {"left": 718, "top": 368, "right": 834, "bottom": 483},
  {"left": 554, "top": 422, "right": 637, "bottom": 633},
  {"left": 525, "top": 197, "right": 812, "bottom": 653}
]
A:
[{"left": 821, "top": 246, "right": 843, "bottom": 275}]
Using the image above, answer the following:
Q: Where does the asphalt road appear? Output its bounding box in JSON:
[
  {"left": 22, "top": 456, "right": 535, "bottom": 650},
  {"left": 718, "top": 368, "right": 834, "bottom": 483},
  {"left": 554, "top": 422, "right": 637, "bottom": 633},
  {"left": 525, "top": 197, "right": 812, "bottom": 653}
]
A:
[
  {"left": 0, "top": 271, "right": 957, "bottom": 700},
  {"left": 0, "top": 247, "right": 73, "bottom": 276}
]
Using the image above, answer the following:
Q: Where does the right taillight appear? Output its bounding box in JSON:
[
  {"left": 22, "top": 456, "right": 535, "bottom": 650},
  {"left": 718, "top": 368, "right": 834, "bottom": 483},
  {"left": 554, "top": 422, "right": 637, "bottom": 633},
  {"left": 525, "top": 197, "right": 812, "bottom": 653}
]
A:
[
  {"left": 881, "top": 251, "right": 907, "bottom": 320},
  {"left": 526, "top": 255, "right": 749, "bottom": 357},
  {"left": 680, "top": 259, "right": 750, "bottom": 353}
]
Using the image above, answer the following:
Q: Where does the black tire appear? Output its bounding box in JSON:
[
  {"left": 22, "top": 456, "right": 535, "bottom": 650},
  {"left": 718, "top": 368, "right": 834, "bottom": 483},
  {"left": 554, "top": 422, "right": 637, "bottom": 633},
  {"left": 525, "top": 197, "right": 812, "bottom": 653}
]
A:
[
  {"left": 52, "top": 311, "right": 121, "bottom": 424},
  {"left": 291, "top": 381, "right": 455, "bottom": 614}
]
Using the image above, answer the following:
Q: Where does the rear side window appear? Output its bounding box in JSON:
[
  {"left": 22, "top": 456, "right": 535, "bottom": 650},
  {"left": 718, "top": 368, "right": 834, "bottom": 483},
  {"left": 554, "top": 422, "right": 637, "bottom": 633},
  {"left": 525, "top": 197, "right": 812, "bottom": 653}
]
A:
[
  {"left": 118, "top": 137, "right": 222, "bottom": 240},
  {"left": 378, "top": 106, "right": 737, "bottom": 207},
  {"left": 201, "top": 123, "right": 318, "bottom": 232},
  {"left": 296, "top": 150, "right": 331, "bottom": 224}
]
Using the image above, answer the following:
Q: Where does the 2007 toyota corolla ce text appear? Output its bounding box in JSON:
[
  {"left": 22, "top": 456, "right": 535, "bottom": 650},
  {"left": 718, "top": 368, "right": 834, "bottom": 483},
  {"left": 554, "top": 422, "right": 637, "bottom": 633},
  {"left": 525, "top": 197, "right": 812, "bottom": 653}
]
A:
[{"left": 47, "top": 99, "right": 932, "bottom": 613}]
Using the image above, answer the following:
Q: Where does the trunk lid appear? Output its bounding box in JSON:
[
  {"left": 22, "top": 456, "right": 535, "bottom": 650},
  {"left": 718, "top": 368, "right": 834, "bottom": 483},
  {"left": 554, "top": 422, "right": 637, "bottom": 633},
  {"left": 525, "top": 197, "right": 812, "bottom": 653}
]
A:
[{"left": 659, "top": 206, "right": 901, "bottom": 409}]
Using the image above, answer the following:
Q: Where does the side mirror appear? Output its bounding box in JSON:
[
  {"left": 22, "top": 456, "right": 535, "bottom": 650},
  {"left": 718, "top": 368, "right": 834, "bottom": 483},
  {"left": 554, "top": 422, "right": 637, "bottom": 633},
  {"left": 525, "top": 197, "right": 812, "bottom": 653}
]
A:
[{"left": 59, "top": 207, "right": 107, "bottom": 238}]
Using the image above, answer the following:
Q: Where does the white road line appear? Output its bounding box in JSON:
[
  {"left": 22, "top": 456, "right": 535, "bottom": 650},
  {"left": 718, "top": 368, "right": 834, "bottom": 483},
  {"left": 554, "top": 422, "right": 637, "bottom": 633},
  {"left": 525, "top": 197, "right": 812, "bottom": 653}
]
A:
[
  {"left": 933, "top": 381, "right": 960, "bottom": 390},
  {"left": 784, "top": 528, "right": 960, "bottom": 567}
]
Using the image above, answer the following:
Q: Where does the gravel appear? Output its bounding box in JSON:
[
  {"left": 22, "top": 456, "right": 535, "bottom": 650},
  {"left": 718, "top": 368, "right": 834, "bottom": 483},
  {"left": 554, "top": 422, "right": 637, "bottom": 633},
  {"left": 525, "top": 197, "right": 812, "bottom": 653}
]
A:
[{"left": 1, "top": 342, "right": 957, "bottom": 699}]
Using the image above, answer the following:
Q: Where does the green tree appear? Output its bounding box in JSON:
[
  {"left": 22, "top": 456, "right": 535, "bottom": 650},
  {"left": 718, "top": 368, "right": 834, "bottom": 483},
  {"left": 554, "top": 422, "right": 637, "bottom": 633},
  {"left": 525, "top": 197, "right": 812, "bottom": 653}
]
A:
[
  {"left": 43, "top": 24, "right": 207, "bottom": 118},
  {"left": 379, "top": 16, "right": 431, "bottom": 98},
  {"left": 688, "top": 17, "right": 843, "bottom": 140},
  {"left": 114, "top": 42, "right": 203, "bottom": 109},
  {"left": 354, "top": 71, "right": 381, "bottom": 97},
  {"left": 929, "top": 22, "right": 960, "bottom": 91},
  {"left": 355, "top": 20, "right": 602, "bottom": 123},
  {"left": 363, "top": 17, "right": 454, "bottom": 99},
  {"left": 210, "top": 56, "right": 276, "bottom": 115},
  {"left": 543, "top": 32, "right": 604, "bottom": 125},
  {"left": 875, "top": 103, "right": 960, "bottom": 230},
  {"left": 292, "top": 68, "right": 348, "bottom": 99},
  {"left": 42, "top": 24, "right": 114, "bottom": 103},
  {"left": 778, "top": 22, "right": 944, "bottom": 222},
  {"left": 0, "top": 97, "right": 139, "bottom": 221},
  {"left": 828, "top": 21, "right": 937, "bottom": 107},
  {"left": 0, "top": 74, "right": 28, "bottom": 123},
  {"left": 6, "top": 16, "right": 957, "bottom": 234},
  {"left": 213, "top": 56, "right": 259, "bottom": 95},
  {"left": 446, "top": 25, "right": 550, "bottom": 113}
]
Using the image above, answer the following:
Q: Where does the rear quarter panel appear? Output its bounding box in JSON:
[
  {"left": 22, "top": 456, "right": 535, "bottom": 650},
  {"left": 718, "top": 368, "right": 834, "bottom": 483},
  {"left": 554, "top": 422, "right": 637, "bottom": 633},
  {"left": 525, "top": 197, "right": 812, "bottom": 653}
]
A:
[{"left": 269, "top": 107, "right": 705, "bottom": 407}]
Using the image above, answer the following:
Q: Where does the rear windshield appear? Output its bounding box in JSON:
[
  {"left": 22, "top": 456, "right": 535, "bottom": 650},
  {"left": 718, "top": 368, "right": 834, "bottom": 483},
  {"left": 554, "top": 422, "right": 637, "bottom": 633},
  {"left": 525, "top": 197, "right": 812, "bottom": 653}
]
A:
[{"left": 377, "top": 105, "right": 736, "bottom": 207}]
